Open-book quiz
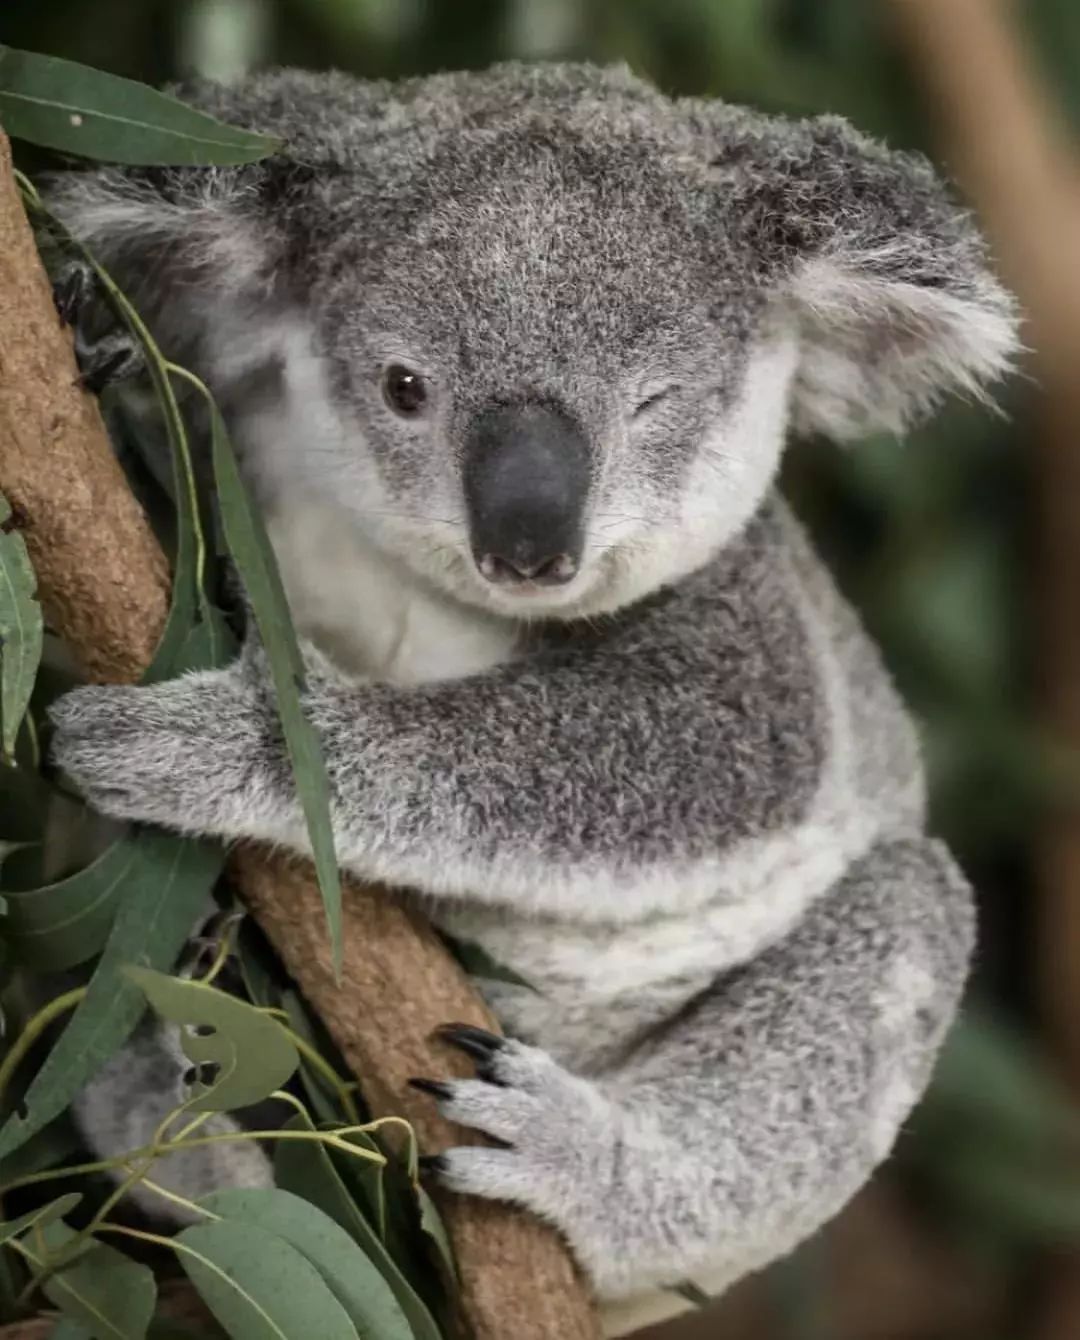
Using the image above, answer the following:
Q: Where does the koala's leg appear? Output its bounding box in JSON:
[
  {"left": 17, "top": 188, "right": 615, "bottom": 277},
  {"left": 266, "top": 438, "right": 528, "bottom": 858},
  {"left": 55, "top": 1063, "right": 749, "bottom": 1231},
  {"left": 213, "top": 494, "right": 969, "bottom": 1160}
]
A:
[
  {"left": 414, "top": 836, "right": 973, "bottom": 1299},
  {"left": 73, "top": 1021, "right": 274, "bottom": 1223}
]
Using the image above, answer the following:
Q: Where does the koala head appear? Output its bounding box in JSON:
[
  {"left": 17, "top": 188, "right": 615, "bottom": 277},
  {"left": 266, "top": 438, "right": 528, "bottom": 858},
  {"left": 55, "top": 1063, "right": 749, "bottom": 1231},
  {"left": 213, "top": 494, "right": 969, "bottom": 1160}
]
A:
[{"left": 50, "top": 62, "right": 1018, "bottom": 621}]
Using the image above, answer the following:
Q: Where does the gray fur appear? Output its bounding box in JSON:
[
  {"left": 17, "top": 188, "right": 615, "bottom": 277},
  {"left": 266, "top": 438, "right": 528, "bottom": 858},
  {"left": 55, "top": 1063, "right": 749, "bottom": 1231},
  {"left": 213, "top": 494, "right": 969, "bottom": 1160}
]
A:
[{"left": 46, "top": 62, "right": 1014, "bottom": 1308}]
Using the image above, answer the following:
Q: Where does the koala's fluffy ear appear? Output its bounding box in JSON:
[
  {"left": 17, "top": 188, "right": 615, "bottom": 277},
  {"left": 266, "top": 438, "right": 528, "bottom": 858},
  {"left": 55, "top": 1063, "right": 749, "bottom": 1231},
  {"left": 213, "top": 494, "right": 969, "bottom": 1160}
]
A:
[
  {"left": 699, "top": 108, "right": 1021, "bottom": 440},
  {"left": 43, "top": 161, "right": 286, "bottom": 365}
]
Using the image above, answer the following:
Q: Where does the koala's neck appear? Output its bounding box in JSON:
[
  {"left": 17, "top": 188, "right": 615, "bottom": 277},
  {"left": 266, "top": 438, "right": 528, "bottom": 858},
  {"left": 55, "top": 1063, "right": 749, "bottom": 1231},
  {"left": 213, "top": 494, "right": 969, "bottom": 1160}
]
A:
[{"left": 263, "top": 495, "right": 518, "bottom": 684}]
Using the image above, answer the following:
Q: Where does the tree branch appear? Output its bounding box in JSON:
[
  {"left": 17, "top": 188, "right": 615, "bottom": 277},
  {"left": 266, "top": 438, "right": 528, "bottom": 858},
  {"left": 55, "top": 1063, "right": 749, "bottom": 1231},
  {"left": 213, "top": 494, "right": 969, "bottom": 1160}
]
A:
[
  {"left": 0, "top": 129, "right": 601, "bottom": 1340},
  {"left": 884, "top": 5, "right": 1080, "bottom": 1337}
]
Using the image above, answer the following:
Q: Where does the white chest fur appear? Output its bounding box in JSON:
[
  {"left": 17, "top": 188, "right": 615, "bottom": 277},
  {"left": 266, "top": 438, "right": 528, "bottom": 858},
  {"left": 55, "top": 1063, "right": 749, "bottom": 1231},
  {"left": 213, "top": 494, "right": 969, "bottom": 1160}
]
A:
[{"left": 264, "top": 497, "right": 518, "bottom": 684}]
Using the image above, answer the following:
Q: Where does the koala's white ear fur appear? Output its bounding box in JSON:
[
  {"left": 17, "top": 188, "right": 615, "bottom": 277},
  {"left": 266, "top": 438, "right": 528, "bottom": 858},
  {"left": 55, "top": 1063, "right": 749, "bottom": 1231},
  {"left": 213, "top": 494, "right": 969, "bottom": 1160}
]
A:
[{"left": 788, "top": 245, "right": 1020, "bottom": 441}]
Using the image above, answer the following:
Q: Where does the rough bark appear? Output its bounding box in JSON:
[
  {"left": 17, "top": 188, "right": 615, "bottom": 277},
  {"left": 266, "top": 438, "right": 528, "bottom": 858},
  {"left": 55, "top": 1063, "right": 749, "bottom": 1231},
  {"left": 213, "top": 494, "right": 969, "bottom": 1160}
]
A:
[
  {"left": 884, "top": 4, "right": 1080, "bottom": 1338},
  {"left": 0, "top": 136, "right": 170, "bottom": 686},
  {"left": 0, "top": 129, "right": 601, "bottom": 1340}
]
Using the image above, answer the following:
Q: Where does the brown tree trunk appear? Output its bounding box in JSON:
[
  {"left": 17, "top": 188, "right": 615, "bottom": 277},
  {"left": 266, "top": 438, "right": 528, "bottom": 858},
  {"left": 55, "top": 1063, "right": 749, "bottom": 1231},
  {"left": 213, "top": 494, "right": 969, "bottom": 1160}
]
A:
[
  {"left": 0, "top": 129, "right": 601, "bottom": 1340},
  {"left": 884, "top": 3, "right": 1080, "bottom": 1337}
]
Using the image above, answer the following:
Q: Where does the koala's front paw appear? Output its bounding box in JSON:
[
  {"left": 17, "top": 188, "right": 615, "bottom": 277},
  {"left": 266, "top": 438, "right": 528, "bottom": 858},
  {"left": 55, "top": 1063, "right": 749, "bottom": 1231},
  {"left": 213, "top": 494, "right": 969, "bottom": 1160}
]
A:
[
  {"left": 52, "top": 260, "right": 145, "bottom": 393},
  {"left": 412, "top": 1026, "right": 619, "bottom": 1268},
  {"left": 49, "top": 670, "right": 274, "bottom": 833}
]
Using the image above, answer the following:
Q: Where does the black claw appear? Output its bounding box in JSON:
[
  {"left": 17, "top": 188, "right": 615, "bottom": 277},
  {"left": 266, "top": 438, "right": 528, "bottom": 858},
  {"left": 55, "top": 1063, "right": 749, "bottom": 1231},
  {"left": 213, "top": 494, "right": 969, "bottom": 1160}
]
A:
[
  {"left": 436, "top": 1023, "right": 505, "bottom": 1064},
  {"left": 408, "top": 1077, "right": 454, "bottom": 1100},
  {"left": 418, "top": 1154, "right": 446, "bottom": 1176},
  {"left": 77, "top": 344, "right": 142, "bottom": 395},
  {"left": 52, "top": 262, "right": 93, "bottom": 326}
]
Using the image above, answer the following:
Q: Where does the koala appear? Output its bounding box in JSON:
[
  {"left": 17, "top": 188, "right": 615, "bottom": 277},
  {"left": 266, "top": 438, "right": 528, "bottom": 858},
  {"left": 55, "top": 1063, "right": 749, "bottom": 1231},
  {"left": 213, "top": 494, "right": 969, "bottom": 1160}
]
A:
[{"left": 45, "top": 62, "right": 1016, "bottom": 1318}]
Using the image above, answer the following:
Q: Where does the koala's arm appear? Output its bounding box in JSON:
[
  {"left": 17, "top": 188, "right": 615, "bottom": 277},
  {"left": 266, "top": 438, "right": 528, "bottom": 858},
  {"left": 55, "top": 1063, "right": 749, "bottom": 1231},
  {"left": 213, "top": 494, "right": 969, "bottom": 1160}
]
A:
[
  {"left": 49, "top": 542, "right": 825, "bottom": 922},
  {"left": 417, "top": 835, "right": 974, "bottom": 1298}
]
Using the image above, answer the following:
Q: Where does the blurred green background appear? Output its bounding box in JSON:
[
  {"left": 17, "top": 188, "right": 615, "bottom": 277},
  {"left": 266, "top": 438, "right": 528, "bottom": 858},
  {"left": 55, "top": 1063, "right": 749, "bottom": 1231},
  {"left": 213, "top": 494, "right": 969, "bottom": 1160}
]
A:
[{"left": 3, "top": 2, "right": 1079, "bottom": 1336}]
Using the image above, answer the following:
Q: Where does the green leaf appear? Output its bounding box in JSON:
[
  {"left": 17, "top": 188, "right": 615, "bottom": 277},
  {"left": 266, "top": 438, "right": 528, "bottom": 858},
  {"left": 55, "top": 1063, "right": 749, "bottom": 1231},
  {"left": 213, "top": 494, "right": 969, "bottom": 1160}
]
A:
[
  {"left": 123, "top": 965, "right": 299, "bottom": 1111},
  {"left": 0, "top": 831, "right": 223, "bottom": 1161},
  {"left": 0, "top": 1116, "right": 80, "bottom": 1188},
  {"left": 0, "top": 46, "right": 280, "bottom": 164},
  {"left": 175, "top": 1219, "right": 358, "bottom": 1340},
  {"left": 0, "top": 759, "right": 49, "bottom": 844},
  {"left": 48, "top": 1322, "right": 92, "bottom": 1340},
  {"left": 328, "top": 1130, "right": 388, "bottom": 1244},
  {"left": 0, "top": 1193, "right": 81, "bottom": 1246},
  {"left": 199, "top": 1187, "right": 414, "bottom": 1340},
  {"left": 21, "top": 1220, "right": 155, "bottom": 1340},
  {"left": 0, "top": 493, "right": 43, "bottom": 762},
  {"left": 443, "top": 936, "right": 535, "bottom": 991},
  {"left": 280, "top": 989, "right": 359, "bottom": 1127},
  {"left": 208, "top": 401, "right": 342, "bottom": 971},
  {"left": 273, "top": 1113, "right": 443, "bottom": 1340},
  {"left": 415, "top": 1187, "right": 457, "bottom": 1290},
  {"left": 2, "top": 839, "right": 140, "bottom": 971}
]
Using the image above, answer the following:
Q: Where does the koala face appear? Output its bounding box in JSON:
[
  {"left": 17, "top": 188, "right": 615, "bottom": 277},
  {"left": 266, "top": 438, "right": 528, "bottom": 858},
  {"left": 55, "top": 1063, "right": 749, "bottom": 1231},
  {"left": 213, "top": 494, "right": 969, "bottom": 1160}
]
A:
[
  {"left": 305, "top": 130, "right": 790, "bottom": 619},
  {"left": 50, "top": 63, "right": 1017, "bottom": 623}
]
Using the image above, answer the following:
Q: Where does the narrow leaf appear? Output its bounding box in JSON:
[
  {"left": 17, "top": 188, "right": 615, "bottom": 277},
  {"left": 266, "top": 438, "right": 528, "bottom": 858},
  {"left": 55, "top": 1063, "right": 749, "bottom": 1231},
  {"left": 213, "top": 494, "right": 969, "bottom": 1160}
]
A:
[
  {"left": 124, "top": 965, "right": 298, "bottom": 1111},
  {"left": 443, "top": 935, "right": 535, "bottom": 991},
  {"left": 415, "top": 1187, "right": 457, "bottom": 1289},
  {"left": 22, "top": 1221, "right": 155, "bottom": 1340},
  {"left": 200, "top": 1187, "right": 414, "bottom": 1340},
  {"left": 2, "top": 839, "right": 139, "bottom": 971},
  {"left": 176, "top": 1219, "right": 358, "bottom": 1340},
  {"left": 0, "top": 46, "right": 279, "bottom": 164},
  {"left": 0, "top": 1193, "right": 81, "bottom": 1246},
  {"left": 0, "top": 493, "right": 43, "bottom": 761},
  {"left": 0, "top": 832, "right": 222, "bottom": 1160},
  {"left": 209, "top": 402, "right": 342, "bottom": 970},
  {"left": 273, "top": 1112, "right": 443, "bottom": 1340}
]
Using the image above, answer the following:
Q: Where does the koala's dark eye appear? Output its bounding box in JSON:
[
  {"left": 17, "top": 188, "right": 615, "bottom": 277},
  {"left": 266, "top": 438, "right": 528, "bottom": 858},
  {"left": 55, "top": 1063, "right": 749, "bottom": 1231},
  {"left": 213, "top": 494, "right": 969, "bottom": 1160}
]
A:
[
  {"left": 382, "top": 364, "right": 428, "bottom": 416},
  {"left": 633, "top": 384, "right": 679, "bottom": 418}
]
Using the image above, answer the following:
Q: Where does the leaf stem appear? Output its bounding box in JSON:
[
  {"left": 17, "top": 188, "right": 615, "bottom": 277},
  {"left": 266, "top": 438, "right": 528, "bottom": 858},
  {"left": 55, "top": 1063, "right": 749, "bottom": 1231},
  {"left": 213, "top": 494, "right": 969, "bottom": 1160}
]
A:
[{"left": 0, "top": 988, "right": 86, "bottom": 1111}]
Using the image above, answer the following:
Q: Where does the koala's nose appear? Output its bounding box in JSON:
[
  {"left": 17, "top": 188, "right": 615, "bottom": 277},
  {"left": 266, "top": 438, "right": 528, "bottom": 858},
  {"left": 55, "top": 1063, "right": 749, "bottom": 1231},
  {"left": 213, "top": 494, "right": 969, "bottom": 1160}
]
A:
[{"left": 463, "top": 401, "right": 590, "bottom": 590}]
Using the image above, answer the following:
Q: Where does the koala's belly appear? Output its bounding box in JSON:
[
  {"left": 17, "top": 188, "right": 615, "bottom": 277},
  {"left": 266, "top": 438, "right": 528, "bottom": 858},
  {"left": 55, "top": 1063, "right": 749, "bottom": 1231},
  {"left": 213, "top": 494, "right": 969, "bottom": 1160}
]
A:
[{"left": 434, "top": 800, "right": 880, "bottom": 1072}]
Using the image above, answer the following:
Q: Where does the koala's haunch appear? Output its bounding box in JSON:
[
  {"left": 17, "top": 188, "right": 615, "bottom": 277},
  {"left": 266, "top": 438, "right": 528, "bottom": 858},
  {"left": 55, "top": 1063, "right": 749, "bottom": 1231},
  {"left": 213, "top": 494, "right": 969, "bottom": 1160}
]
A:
[{"left": 49, "top": 61, "right": 1015, "bottom": 1315}]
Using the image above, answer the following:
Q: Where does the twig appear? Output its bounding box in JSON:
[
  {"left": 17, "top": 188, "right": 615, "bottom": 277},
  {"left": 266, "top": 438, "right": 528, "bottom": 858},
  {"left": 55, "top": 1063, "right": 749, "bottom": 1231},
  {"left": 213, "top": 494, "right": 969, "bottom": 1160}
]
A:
[{"left": 885, "top": 5, "right": 1080, "bottom": 1338}]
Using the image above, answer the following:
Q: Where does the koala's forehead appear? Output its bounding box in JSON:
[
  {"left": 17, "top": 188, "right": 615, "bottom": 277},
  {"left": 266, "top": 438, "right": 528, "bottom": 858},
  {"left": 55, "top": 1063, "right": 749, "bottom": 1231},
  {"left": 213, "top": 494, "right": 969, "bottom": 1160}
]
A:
[{"left": 318, "top": 127, "right": 740, "bottom": 376}]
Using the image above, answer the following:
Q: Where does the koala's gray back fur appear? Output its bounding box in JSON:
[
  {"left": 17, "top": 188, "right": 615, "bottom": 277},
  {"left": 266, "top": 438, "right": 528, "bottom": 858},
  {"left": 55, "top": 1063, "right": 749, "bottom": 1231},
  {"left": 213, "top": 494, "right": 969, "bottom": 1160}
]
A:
[{"left": 46, "top": 61, "right": 1017, "bottom": 1328}]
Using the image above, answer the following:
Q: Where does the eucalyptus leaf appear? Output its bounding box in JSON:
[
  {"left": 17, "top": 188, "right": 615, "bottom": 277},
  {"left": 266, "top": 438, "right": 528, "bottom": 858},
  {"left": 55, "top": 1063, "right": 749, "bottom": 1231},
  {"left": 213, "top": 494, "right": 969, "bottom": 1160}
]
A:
[
  {"left": 0, "top": 1192, "right": 81, "bottom": 1246},
  {"left": 48, "top": 1322, "right": 92, "bottom": 1340},
  {"left": 200, "top": 1187, "right": 414, "bottom": 1340},
  {"left": 0, "top": 832, "right": 222, "bottom": 1161},
  {"left": 2, "top": 839, "right": 140, "bottom": 971},
  {"left": 328, "top": 1131, "right": 388, "bottom": 1244},
  {"left": 21, "top": 1220, "right": 155, "bottom": 1340},
  {"left": 415, "top": 1187, "right": 457, "bottom": 1290},
  {"left": 0, "top": 759, "right": 48, "bottom": 844},
  {"left": 0, "top": 1116, "right": 80, "bottom": 1187},
  {"left": 443, "top": 936, "right": 535, "bottom": 992},
  {"left": 0, "top": 46, "right": 280, "bottom": 164},
  {"left": 208, "top": 400, "right": 342, "bottom": 970},
  {"left": 235, "top": 917, "right": 285, "bottom": 1011},
  {"left": 124, "top": 965, "right": 298, "bottom": 1111},
  {"left": 176, "top": 1219, "right": 358, "bottom": 1340},
  {"left": 0, "top": 493, "right": 43, "bottom": 761},
  {"left": 281, "top": 989, "right": 357, "bottom": 1126},
  {"left": 273, "top": 1112, "right": 443, "bottom": 1340}
]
